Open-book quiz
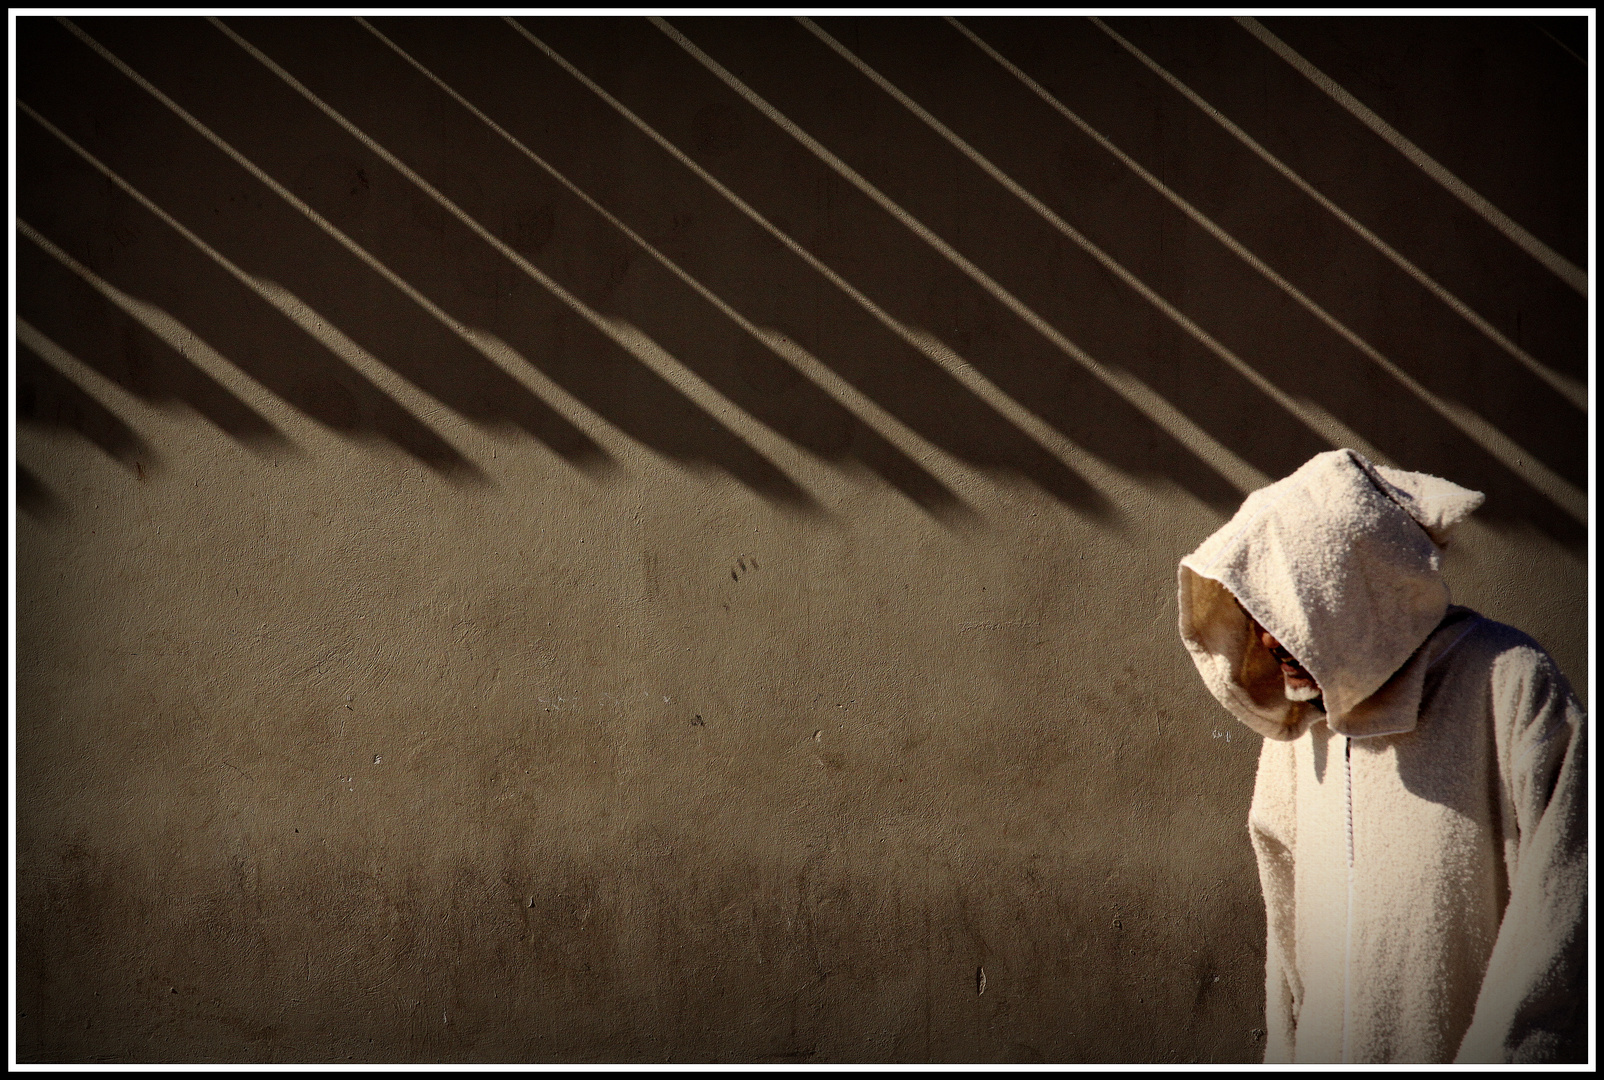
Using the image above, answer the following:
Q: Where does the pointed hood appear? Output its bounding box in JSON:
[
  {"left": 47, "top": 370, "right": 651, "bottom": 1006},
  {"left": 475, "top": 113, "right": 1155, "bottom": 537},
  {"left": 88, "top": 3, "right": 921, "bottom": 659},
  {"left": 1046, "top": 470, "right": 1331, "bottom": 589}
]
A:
[{"left": 1177, "top": 449, "right": 1483, "bottom": 740}]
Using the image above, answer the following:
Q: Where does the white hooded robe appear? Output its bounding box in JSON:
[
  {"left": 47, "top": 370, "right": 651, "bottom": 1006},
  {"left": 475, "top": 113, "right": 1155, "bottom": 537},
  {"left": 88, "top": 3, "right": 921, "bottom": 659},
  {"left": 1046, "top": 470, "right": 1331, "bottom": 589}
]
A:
[{"left": 1176, "top": 449, "right": 1586, "bottom": 1064}]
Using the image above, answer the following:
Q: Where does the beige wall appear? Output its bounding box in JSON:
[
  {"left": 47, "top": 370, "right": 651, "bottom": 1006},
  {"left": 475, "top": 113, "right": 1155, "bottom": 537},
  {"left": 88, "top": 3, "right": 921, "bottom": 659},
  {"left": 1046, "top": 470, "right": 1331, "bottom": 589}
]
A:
[{"left": 16, "top": 16, "right": 1587, "bottom": 1063}]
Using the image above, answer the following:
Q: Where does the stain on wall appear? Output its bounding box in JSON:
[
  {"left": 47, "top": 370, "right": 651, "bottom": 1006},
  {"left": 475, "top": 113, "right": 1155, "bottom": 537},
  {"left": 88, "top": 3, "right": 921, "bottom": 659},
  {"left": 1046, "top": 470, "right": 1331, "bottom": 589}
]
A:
[{"left": 14, "top": 15, "right": 1587, "bottom": 1064}]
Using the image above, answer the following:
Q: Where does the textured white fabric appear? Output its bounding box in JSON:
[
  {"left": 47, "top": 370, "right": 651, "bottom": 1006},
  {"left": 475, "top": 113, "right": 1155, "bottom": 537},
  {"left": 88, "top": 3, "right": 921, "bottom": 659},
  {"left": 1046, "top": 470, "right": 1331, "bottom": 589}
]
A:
[
  {"left": 1178, "top": 449, "right": 1485, "bottom": 739},
  {"left": 1177, "top": 450, "right": 1586, "bottom": 1063}
]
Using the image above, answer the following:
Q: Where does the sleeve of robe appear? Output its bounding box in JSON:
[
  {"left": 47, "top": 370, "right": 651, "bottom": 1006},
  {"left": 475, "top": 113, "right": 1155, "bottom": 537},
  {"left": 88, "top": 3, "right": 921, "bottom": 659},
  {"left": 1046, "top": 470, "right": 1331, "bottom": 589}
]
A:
[
  {"left": 1454, "top": 644, "right": 1588, "bottom": 1064},
  {"left": 1248, "top": 734, "right": 1301, "bottom": 1064}
]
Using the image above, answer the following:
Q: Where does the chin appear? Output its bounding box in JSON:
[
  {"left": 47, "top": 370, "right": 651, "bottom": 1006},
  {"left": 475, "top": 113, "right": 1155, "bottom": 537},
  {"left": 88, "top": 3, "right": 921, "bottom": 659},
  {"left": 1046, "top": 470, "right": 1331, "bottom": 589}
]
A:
[{"left": 1284, "top": 682, "right": 1322, "bottom": 702}]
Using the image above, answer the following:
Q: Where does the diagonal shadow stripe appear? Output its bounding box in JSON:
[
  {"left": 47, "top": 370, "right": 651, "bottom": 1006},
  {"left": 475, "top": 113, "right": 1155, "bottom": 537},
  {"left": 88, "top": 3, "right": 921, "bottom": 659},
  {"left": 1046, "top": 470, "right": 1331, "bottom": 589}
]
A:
[
  {"left": 112, "top": 13, "right": 815, "bottom": 511},
  {"left": 1089, "top": 17, "right": 1585, "bottom": 407},
  {"left": 945, "top": 21, "right": 1582, "bottom": 428},
  {"left": 20, "top": 110, "right": 499, "bottom": 487},
  {"left": 584, "top": 15, "right": 1270, "bottom": 512},
  {"left": 16, "top": 463, "right": 65, "bottom": 520},
  {"left": 771, "top": 16, "right": 1583, "bottom": 545},
  {"left": 1528, "top": 17, "right": 1585, "bottom": 64},
  {"left": 16, "top": 221, "right": 282, "bottom": 450},
  {"left": 352, "top": 16, "right": 971, "bottom": 523},
  {"left": 1266, "top": 14, "right": 1587, "bottom": 273},
  {"left": 49, "top": 17, "right": 607, "bottom": 476},
  {"left": 931, "top": 18, "right": 1586, "bottom": 501},
  {"left": 1235, "top": 16, "right": 1586, "bottom": 296},
  {"left": 18, "top": 63, "right": 476, "bottom": 481},
  {"left": 17, "top": 319, "right": 154, "bottom": 470},
  {"left": 918, "top": 18, "right": 1584, "bottom": 521},
  {"left": 213, "top": 16, "right": 811, "bottom": 504},
  {"left": 485, "top": 16, "right": 1115, "bottom": 514},
  {"left": 514, "top": 16, "right": 1328, "bottom": 514},
  {"left": 797, "top": 18, "right": 1383, "bottom": 465},
  {"left": 652, "top": 16, "right": 1272, "bottom": 498}
]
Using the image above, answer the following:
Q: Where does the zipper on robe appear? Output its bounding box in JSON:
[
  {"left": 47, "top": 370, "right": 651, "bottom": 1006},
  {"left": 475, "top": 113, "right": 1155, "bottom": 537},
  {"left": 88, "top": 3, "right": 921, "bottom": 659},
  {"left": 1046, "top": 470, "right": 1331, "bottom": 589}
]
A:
[{"left": 1343, "top": 735, "right": 1355, "bottom": 1063}]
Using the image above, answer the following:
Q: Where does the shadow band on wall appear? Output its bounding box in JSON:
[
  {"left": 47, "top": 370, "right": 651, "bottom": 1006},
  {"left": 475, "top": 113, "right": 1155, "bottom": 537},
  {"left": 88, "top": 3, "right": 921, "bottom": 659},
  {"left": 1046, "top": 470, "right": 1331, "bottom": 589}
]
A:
[{"left": 21, "top": 16, "right": 1582, "bottom": 545}]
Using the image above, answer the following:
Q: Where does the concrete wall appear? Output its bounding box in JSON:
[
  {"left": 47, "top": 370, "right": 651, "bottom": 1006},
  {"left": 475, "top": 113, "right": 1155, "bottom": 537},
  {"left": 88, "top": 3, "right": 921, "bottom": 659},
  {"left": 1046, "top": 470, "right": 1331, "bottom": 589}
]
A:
[{"left": 15, "top": 15, "right": 1588, "bottom": 1064}]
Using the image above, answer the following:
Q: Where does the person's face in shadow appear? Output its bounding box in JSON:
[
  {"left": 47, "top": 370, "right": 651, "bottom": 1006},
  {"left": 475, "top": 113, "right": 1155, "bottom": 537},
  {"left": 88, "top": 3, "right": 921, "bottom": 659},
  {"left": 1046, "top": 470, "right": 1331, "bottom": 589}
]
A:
[{"left": 1239, "top": 601, "right": 1323, "bottom": 704}]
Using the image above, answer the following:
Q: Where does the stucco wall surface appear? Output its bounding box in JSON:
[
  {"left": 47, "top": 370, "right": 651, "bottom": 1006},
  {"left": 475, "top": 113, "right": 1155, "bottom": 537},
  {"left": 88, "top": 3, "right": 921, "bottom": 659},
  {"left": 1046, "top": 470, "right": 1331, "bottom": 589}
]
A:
[{"left": 14, "top": 16, "right": 1588, "bottom": 1064}]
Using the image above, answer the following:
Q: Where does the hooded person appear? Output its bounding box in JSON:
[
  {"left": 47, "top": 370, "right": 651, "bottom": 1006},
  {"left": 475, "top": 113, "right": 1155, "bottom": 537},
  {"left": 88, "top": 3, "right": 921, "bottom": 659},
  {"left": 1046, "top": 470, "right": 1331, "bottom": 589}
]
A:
[{"left": 1176, "top": 449, "right": 1586, "bottom": 1064}]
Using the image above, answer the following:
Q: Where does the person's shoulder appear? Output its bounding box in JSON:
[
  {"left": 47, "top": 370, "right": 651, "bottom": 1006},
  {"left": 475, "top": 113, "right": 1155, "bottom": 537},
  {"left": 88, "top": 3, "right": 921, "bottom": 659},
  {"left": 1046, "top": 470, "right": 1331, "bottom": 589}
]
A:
[
  {"left": 1434, "top": 607, "right": 1581, "bottom": 715},
  {"left": 1432, "top": 606, "right": 1552, "bottom": 662}
]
